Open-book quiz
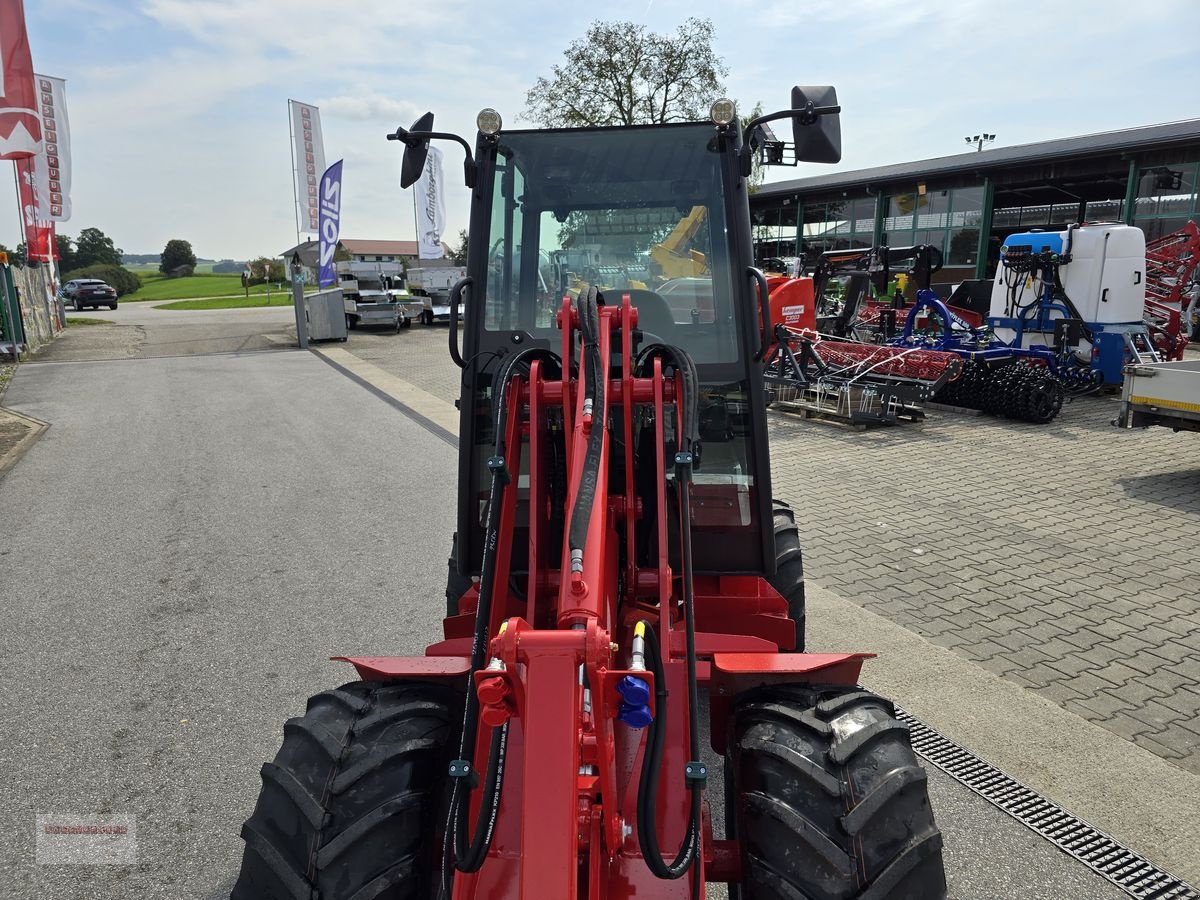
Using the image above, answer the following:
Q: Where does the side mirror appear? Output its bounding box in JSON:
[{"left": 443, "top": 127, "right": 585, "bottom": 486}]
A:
[
  {"left": 399, "top": 112, "right": 435, "bottom": 189},
  {"left": 791, "top": 86, "right": 841, "bottom": 164}
]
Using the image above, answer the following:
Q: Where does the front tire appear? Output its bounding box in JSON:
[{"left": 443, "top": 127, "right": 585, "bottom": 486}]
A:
[
  {"left": 727, "top": 684, "right": 946, "bottom": 900},
  {"left": 231, "top": 680, "right": 461, "bottom": 900}
]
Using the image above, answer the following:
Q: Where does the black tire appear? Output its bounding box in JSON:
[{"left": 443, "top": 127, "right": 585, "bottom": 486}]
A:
[
  {"left": 445, "top": 532, "right": 474, "bottom": 617},
  {"left": 231, "top": 680, "right": 462, "bottom": 900},
  {"left": 108, "top": 303, "right": 118, "bottom": 310},
  {"left": 346, "top": 314, "right": 357, "bottom": 330},
  {"left": 727, "top": 684, "right": 946, "bottom": 900},
  {"left": 422, "top": 310, "right": 435, "bottom": 326},
  {"left": 769, "top": 501, "right": 805, "bottom": 652},
  {"left": 72, "top": 298, "right": 81, "bottom": 311}
]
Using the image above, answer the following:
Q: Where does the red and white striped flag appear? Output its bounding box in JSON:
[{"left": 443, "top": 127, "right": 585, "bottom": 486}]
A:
[{"left": 0, "top": 0, "right": 41, "bottom": 159}]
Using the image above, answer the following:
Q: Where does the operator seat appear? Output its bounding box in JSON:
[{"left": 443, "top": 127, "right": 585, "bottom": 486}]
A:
[{"left": 618, "top": 288, "right": 677, "bottom": 342}]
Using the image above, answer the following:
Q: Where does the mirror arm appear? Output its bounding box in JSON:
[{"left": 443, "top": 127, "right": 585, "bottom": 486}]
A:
[
  {"left": 738, "top": 105, "right": 843, "bottom": 175},
  {"left": 387, "top": 128, "right": 478, "bottom": 188}
]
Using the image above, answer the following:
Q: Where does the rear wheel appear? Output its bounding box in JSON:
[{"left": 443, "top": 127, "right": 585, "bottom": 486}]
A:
[
  {"left": 769, "top": 501, "right": 805, "bottom": 651},
  {"left": 108, "top": 303, "right": 118, "bottom": 310},
  {"left": 727, "top": 684, "right": 946, "bottom": 900},
  {"left": 231, "top": 680, "right": 461, "bottom": 900},
  {"left": 73, "top": 298, "right": 81, "bottom": 311}
]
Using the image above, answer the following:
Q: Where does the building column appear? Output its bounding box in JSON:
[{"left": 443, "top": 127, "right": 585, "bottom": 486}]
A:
[
  {"left": 974, "top": 177, "right": 995, "bottom": 280},
  {"left": 1122, "top": 158, "right": 1138, "bottom": 225},
  {"left": 871, "top": 190, "right": 885, "bottom": 247}
]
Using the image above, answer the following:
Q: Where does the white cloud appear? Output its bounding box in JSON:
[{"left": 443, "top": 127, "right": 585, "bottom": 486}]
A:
[{"left": 319, "top": 92, "right": 420, "bottom": 123}]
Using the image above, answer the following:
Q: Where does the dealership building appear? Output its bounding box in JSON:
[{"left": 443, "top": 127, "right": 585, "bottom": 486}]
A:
[{"left": 750, "top": 118, "right": 1200, "bottom": 286}]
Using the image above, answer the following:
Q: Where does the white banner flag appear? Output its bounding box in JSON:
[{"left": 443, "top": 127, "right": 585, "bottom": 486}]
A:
[
  {"left": 33, "top": 75, "right": 70, "bottom": 221},
  {"left": 290, "top": 100, "right": 326, "bottom": 235},
  {"left": 414, "top": 146, "right": 446, "bottom": 259}
]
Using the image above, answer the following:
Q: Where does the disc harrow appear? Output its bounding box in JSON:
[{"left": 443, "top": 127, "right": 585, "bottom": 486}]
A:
[{"left": 936, "top": 358, "right": 1064, "bottom": 424}]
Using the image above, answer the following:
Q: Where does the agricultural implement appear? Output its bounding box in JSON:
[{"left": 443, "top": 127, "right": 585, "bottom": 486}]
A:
[
  {"left": 1142, "top": 220, "right": 1200, "bottom": 360},
  {"left": 231, "top": 88, "right": 946, "bottom": 900}
]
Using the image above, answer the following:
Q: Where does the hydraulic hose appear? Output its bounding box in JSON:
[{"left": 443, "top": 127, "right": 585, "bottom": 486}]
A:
[
  {"left": 441, "top": 345, "right": 561, "bottom": 893},
  {"left": 568, "top": 286, "right": 605, "bottom": 557},
  {"left": 634, "top": 340, "right": 705, "bottom": 899},
  {"left": 635, "top": 623, "right": 701, "bottom": 884}
]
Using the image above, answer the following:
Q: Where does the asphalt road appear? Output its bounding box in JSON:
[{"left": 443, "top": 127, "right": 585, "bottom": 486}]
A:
[
  {"left": 0, "top": 338, "right": 1126, "bottom": 899},
  {"left": 56, "top": 301, "right": 297, "bottom": 359}
]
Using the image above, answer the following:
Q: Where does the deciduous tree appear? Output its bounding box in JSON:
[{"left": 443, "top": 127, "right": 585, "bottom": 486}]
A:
[
  {"left": 159, "top": 239, "right": 198, "bottom": 275},
  {"left": 74, "top": 227, "right": 123, "bottom": 268},
  {"left": 523, "top": 18, "right": 728, "bottom": 127}
]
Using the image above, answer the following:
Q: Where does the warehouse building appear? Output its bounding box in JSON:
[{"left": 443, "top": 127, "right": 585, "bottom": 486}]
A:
[{"left": 750, "top": 118, "right": 1200, "bottom": 286}]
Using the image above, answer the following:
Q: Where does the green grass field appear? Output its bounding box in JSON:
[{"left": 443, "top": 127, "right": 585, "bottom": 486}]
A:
[
  {"left": 124, "top": 273, "right": 298, "bottom": 302},
  {"left": 154, "top": 295, "right": 301, "bottom": 311},
  {"left": 126, "top": 261, "right": 219, "bottom": 274}
]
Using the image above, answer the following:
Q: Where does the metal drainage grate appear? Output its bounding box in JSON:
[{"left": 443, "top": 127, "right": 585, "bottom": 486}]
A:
[{"left": 895, "top": 706, "right": 1198, "bottom": 900}]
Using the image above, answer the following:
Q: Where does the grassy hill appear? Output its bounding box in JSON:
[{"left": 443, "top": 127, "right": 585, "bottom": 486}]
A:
[
  {"left": 126, "top": 261, "right": 220, "bottom": 275},
  {"left": 125, "top": 273, "right": 298, "bottom": 302}
]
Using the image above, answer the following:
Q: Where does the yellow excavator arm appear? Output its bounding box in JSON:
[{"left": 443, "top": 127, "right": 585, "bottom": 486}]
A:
[{"left": 650, "top": 206, "right": 709, "bottom": 279}]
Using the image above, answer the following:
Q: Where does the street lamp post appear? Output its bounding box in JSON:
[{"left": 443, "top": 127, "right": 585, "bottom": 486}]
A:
[
  {"left": 291, "top": 252, "right": 309, "bottom": 349},
  {"left": 965, "top": 133, "right": 996, "bottom": 153}
]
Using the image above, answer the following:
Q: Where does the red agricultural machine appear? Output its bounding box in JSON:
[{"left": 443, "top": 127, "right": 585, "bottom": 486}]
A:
[
  {"left": 231, "top": 89, "right": 946, "bottom": 899},
  {"left": 1143, "top": 220, "right": 1200, "bottom": 360}
]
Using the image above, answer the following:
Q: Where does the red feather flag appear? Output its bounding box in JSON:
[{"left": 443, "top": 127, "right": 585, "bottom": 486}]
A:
[{"left": 0, "top": 0, "right": 41, "bottom": 159}]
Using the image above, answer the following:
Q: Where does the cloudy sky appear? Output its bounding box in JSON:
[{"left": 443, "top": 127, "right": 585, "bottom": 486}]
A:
[{"left": 4, "top": 0, "right": 1198, "bottom": 260}]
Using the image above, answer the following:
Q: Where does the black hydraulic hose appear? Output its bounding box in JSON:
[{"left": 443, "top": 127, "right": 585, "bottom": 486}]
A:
[
  {"left": 568, "top": 286, "right": 605, "bottom": 554},
  {"left": 634, "top": 343, "right": 701, "bottom": 461},
  {"left": 634, "top": 342, "right": 705, "bottom": 897},
  {"left": 441, "top": 345, "right": 561, "bottom": 893},
  {"left": 635, "top": 624, "right": 701, "bottom": 881}
]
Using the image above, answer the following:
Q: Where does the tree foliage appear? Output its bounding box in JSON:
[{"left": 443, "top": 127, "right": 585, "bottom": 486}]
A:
[
  {"left": 2, "top": 243, "right": 26, "bottom": 267},
  {"left": 523, "top": 18, "right": 727, "bottom": 127},
  {"left": 451, "top": 229, "right": 469, "bottom": 265},
  {"left": 54, "top": 234, "right": 75, "bottom": 271},
  {"left": 247, "top": 256, "right": 285, "bottom": 284},
  {"left": 160, "top": 239, "right": 198, "bottom": 275},
  {"left": 74, "top": 227, "right": 123, "bottom": 269}
]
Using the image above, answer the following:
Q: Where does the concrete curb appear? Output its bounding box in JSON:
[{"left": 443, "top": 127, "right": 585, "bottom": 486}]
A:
[
  {"left": 317, "top": 345, "right": 1199, "bottom": 884},
  {"left": 312, "top": 346, "right": 459, "bottom": 438},
  {"left": 0, "top": 406, "right": 49, "bottom": 477}
]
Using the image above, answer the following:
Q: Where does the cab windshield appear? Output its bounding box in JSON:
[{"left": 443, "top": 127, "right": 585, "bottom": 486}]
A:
[{"left": 481, "top": 124, "right": 739, "bottom": 364}]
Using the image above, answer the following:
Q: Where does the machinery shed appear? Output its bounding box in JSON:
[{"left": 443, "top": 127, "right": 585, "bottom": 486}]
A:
[{"left": 751, "top": 118, "right": 1200, "bottom": 286}]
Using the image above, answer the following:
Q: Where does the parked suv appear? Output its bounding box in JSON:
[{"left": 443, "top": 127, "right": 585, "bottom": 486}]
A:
[{"left": 62, "top": 279, "right": 118, "bottom": 310}]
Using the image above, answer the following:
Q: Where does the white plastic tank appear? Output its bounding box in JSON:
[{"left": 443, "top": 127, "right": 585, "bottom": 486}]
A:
[
  {"left": 990, "top": 224, "right": 1145, "bottom": 325},
  {"left": 1061, "top": 224, "right": 1145, "bottom": 323}
]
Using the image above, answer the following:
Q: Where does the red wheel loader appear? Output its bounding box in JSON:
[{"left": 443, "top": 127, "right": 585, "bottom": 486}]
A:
[{"left": 232, "top": 88, "right": 946, "bottom": 900}]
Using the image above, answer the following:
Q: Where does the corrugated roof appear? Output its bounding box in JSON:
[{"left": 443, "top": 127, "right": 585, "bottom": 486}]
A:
[
  {"left": 756, "top": 118, "right": 1200, "bottom": 199},
  {"left": 340, "top": 238, "right": 452, "bottom": 256}
]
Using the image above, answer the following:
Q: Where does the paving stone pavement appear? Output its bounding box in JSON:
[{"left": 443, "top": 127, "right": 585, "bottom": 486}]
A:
[{"left": 343, "top": 326, "right": 1200, "bottom": 773}]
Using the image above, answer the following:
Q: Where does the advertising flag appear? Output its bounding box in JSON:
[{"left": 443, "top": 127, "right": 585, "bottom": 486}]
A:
[
  {"left": 290, "top": 100, "right": 326, "bottom": 235},
  {"left": 32, "top": 75, "right": 70, "bottom": 220},
  {"left": 0, "top": 0, "right": 40, "bottom": 159},
  {"left": 318, "top": 160, "right": 343, "bottom": 289},
  {"left": 15, "top": 154, "right": 52, "bottom": 260},
  {"left": 414, "top": 146, "right": 446, "bottom": 259}
]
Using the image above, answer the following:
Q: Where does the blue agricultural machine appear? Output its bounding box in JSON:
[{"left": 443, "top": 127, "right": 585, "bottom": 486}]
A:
[{"left": 885, "top": 223, "right": 1160, "bottom": 423}]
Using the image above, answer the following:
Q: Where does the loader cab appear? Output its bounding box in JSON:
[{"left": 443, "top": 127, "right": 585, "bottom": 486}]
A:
[{"left": 395, "top": 92, "right": 841, "bottom": 580}]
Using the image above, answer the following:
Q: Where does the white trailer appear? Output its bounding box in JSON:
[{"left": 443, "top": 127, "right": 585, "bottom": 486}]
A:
[
  {"left": 406, "top": 265, "right": 467, "bottom": 324},
  {"left": 1118, "top": 358, "right": 1200, "bottom": 434}
]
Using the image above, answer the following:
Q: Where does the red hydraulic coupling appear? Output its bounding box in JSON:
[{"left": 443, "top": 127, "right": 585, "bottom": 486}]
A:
[{"left": 477, "top": 674, "right": 513, "bottom": 727}]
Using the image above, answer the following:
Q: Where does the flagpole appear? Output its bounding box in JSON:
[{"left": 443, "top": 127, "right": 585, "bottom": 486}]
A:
[{"left": 287, "top": 100, "right": 301, "bottom": 251}]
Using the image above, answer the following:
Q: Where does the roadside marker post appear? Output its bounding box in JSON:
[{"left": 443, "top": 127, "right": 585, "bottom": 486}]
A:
[{"left": 291, "top": 253, "right": 309, "bottom": 349}]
